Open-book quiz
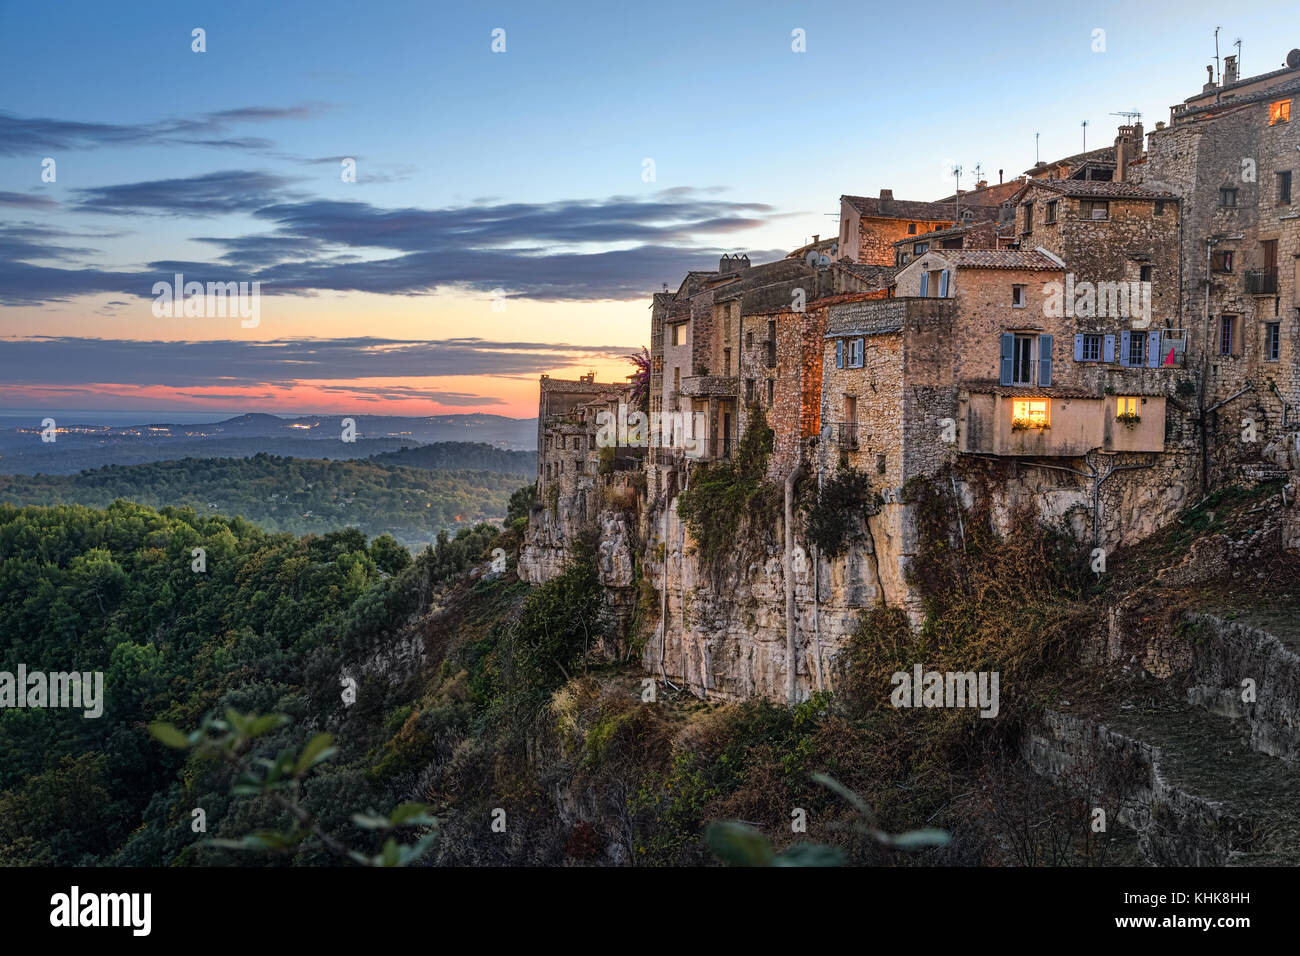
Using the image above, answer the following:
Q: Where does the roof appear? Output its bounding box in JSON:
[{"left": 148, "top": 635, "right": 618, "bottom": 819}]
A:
[
  {"left": 842, "top": 193, "right": 957, "bottom": 221},
  {"left": 1027, "top": 179, "right": 1176, "bottom": 200},
  {"left": 892, "top": 219, "right": 1001, "bottom": 248},
  {"left": 1185, "top": 63, "right": 1300, "bottom": 103},
  {"left": 941, "top": 249, "right": 1063, "bottom": 271},
  {"left": 1177, "top": 74, "right": 1300, "bottom": 120},
  {"left": 834, "top": 260, "right": 900, "bottom": 283},
  {"left": 962, "top": 380, "right": 1098, "bottom": 399},
  {"left": 1024, "top": 144, "right": 1116, "bottom": 176}
]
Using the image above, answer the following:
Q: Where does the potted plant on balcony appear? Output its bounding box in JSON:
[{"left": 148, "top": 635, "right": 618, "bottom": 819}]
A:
[
  {"left": 1011, "top": 417, "right": 1048, "bottom": 432},
  {"left": 1116, "top": 410, "right": 1141, "bottom": 428}
]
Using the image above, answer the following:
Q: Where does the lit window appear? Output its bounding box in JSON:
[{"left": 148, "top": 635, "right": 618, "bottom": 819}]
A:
[
  {"left": 1116, "top": 396, "right": 1140, "bottom": 418},
  {"left": 1012, "top": 399, "right": 1048, "bottom": 427},
  {"left": 1270, "top": 100, "right": 1291, "bottom": 126}
]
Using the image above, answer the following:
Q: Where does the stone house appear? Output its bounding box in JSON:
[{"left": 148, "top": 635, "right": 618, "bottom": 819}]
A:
[
  {"left": 838, "top": 190, "right": 958, "bottom": 265},
  {"left": 1140, "top": 49, "right": 1300, "bottom": 487}
]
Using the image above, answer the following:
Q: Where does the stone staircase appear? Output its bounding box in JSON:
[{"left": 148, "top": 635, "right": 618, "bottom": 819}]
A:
[{"left": 1025, "top": 611, "right": 1300, "bottom": 866}]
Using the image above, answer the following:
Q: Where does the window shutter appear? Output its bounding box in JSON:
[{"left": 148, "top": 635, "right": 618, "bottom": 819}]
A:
[
  {"left": 1104, "top": 334, "right": 1116, "bottom": 363},
  {"left": 1073, "top": 334, "right": 1084, "bottom": 361},
  {"left": 920, "top": 272, "right": 929, "bottom": 297},
  {"left": 1119, "top": 330, "right": 1131, "bottom": 367},
  {"left": 999, "top": 333, "right": 1015, "bottom": 386},
  {"left": 1038, "top": 334, "right": 1053, "bottom": 386},
  {"left": 835, "top": 339, "right": 843, "bottom": 368},
  {"left": 1232, "top": 318, "right": 1243, "bottom": 355},
  {"left": 1145, "top": 330, "right": 1161, "bottom": 368},
  {"left": 938, "top": 270, "right": 949, "bottom": 297},
  {"left": 855, "top": 338, "right": 865, "bottom": 367}
]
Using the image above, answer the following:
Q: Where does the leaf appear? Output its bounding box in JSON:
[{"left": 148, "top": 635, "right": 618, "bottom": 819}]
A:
[
  {"left": 388, "top": 802, "right": 434, "bottom": 826},
  {"left": 149, "top": 722, "right": 191, "bottom": 749},
  {"left": 247, "top": 713, "right": 289, "bottom": 738},
  {"left": 886, "top": 828, "right": 951, "bottom": 850},
  {"left": 704, "top": 822, "right": 775, "bottom": 867},
  {"left": 771, "top": 843, "right": 847, "bottom": 867},
  {"left": 351, "top": 811, "right": 392, "bottom": 831},
  {"left": 380, "top": 838, "right": 400, "bottom": 867},
  {"left": 811, "top": 772, "right": 875, "bottom": 823},
  {"left": 397, "top": 832, "right": 439, "bottom": 865},
  {"left": 294, "top": 733, "right": 336, "bottom": 777}
]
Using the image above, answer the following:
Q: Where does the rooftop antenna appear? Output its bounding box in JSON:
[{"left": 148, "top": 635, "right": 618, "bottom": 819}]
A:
[
  {"left": 1214, "top": 25, "right": 1221, "bottom": 83},
  {"left": 1081, "top": 120, "right": 1088, "bottom": 151},
  {"left": 952, "top": 164, "right": 962, "bottom": 221},
  {"left": 1035, "top": 132, "right": 1040, "bottom": 164},
  {"left": 1234, "top": 38, "right": 1241, "bottom": 77},
  {"left": 1109, "top": 110, "right": 1142, "bottom": 122},
  {"left": 972, "top": 162, "right": 984, "bottom": 185}
]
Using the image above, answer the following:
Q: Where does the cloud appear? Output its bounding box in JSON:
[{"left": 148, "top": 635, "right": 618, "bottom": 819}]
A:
[
  {"left": 0, "top": 104, "right": 328, "bottom": 156},
  {"left": 72, "top": 170, "right": 304, "bottom": 216},
  {"left": 0, "top": 336, "right": 643, "bottom": 388},
  {"left": 0, "top": 191, "right": 57, "bottom": 209}
]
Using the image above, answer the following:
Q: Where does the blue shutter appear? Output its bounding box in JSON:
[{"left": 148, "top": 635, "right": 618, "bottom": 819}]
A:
[
  {"left": 1119, "top": 330, "right": 1131, "bottom": 367},
  {"left": 999, "top": 333, "right": 1015, "bottom": 386},
  {"left": 1038, "top": 334, "right": 1053, "bottom": 387},
  {"left": 835, "top": 339, "right": 843, "bottom": 368},
  {"left": 938, "top": 269, "right": 949, "bottom": 297},
  {"left": 855, "top": 338, "right": 864, "bottom": 368},
  {"left": 920, "top": 272, "right": 929, "bottom": 297},
  {"left": 1103, "top": 334, "right": 1116, "bottom": 363},
  {"left": 1146, "top": 330, "right": 1161, "bottom": 368},
  {"left": 1073, "top": 334, "right": 1084, "bottom": 361}
]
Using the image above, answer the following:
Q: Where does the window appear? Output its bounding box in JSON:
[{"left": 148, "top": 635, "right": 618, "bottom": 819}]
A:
[
  {"left": 1116, "top": 396, "right": 1140, "bottom": 418},
  {"left": 673, "top": 367, "right": 680, "bottom": 392},
  {"left": 1270, "top": 99, "right": 1292, "bottom": 126},
  {"left": 1279, "top": 171, "right": 1293, "bottom": 206},
  {"left": 1220, "top": 187, "right": 1238, "bottom": 208},
  {"left": 671, "top": 323, "right": 685, "bottom": 346},
  {"left": 1023, "top": 201, "right": 1034, "bottom": 234},
  {"left": 914, "top": 242, "right": 929, "bottom": 255},
  {"left": 1127, "top": 332, "right": 1146, "bottom": 367},
  {"left": 1154, "top": 200, "right": 1166, "bottom": 216},
  {"left": 1266, "top": 322, "right": 1281, "bottom": 361},
  {"left": 1211, "top": 250, "right": 1234, "bottom": 273},
  {"left": 1045, "top": 200, "right": 1058, "bottom": 223},
  {"left": 1081, "top": 333, "right": 1102, "bottom": 362},
  {"left": 1080, "top": 199, "right": 1109, "bottom": 220},
  {"left": 942, "top": 237, "right": 963, "bottom": 249},
  {"left": 1012, "top": 335, "right": 1034, "bottom": 385},
  {"left": 845, "top": 337, "right": 864, "bottom": 368},
  {"left": 766, "top": 320, "right": 777, "bottom": 368},
  {"left": 844, "top": 395, "right": 857, "bottom": 423},
  {"left": 1219, "top": 315, "right": 1237, "bottom": 355},
  {"left": 723, "top": 347, "right": 732, "bottom": 376},
  {"left": 899, "top": 252, "right": 910, "bottom": 265},
  {"left": 767, "top": 379, "right": 775, "bottom": 404},
  {"left": 908, "top": 223, "right": 917, "bottom": 235},
  {"left": 1012, "top": 285, "right": 1026, "bottom": 308},
  {"left": 746, "top": 331, "right": 753, "bottom": 348},
  {"left": 745, "top": 378, "right": 755, "bottom": 403},
  {"left": 1140, "top": 265, "right": 1153, "bottom": 284},
  {"left": 1012, "top": 399, "right": 1048, "bottom": 427}
]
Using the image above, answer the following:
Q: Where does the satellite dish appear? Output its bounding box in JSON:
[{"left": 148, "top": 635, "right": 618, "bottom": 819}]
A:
[
  {"left": 1288, "top": 49, "right": 1300, "bottom": 69},
  {"left": 817, "top": 253, "right": 831, "bottom": 267},
  {"left": 805, "top": 251, "right": 820, "bottom": 267}
]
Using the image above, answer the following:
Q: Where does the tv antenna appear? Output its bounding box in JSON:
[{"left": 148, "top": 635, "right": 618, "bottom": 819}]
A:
[
  {"left": 1233, "top": 38, "right": 1241, "bottom": 77},
  {"left": 1109, "top": 110, "right": 1142, "bottom": 123},
  {"left": 1081, "top": 120, "right": 1088, "bottom": 151},
  {"left": 1214, "top": 25, "right": 1221, "bottom": 83}
]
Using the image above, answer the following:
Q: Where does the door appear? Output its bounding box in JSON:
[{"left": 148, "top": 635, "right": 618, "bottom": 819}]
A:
[{"left": 722, "top": 412, "right": 733, "bottom": 458}]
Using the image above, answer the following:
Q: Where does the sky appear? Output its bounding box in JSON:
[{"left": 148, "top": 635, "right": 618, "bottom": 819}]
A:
[{"left": 1, "top": 0, "right": 1295, "bottom": 419}]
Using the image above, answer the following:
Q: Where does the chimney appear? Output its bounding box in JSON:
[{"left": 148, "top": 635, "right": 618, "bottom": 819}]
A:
[
  {"left": 1115, "top": 126, "right": 1130, "bottom": 182},
  {"left": 975, "top": 180, "right": 988, "bottom": 190},
  {"left": 1204, "top": 64, "right": 1216, "bottom": 92},
  {"left": 878, "top": 188, "right": 895, "bottom": 215},
  {"left": 999, "top": 168, "right": 1004, "bottom": 184},
  {"left": 812, "top": 234, "right": 819, "bottom": 243},
  {"left": 1224, "top": 54, "right": 1239, "bottom": 85}
]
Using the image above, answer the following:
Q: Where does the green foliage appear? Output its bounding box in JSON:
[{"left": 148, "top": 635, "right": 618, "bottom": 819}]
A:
[
  {"left": 513, "top": 539, "right": 606, "bottom": 695},
  {"left": 675, "top": 405, "right": 775, "bottom": 562},
  {"left": 506, "top": 483, "right": 536, "bottom": 524},
  {"left": 806, "top": 466, "right": 879, "bottom": 558},
  {"left": 0, "top": 452, "right": 527, "bottom": 550}
]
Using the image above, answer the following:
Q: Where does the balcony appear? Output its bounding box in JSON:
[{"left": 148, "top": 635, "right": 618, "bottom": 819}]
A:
[
  {"left": 680, "top": 375, "right": 738, "bottom": 398},
  {"left": 835, "top": 422, "right": 859, "bottom": 449},
  {"left": 1245, "top": 268, "right": 1279, "bottom": 295}
]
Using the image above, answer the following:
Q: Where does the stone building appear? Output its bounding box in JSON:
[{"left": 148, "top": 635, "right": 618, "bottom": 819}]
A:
[
  {"left": 838, "top": 190, "right": 958, "bottom": 265},
  {"left": 1139, "top": 48, "right": 1300, "bottom": 488}
]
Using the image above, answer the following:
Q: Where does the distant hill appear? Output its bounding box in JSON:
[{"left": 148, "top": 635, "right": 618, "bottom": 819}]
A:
[
  {"left": 368, "top": 442, "right": 535, "bottom": 475},
  {"left": 0, "top": 413, "right": 537, "bottom": 475},
  {"left": 0, "top": 452, "right": 533, "bottom": 550}
]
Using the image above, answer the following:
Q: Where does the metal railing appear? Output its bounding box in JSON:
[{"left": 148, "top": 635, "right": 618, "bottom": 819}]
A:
[
  {"left": 1246, "top": 268, "right": 1279, "bottom": 295},
  {"left": 836, "top": 422, "right": 859, "bottom": 448}
]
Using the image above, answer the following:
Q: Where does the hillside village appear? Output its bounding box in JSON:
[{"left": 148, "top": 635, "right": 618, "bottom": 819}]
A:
[{"left": 521, "top": 46, "right": 1300, "bottom": 704}]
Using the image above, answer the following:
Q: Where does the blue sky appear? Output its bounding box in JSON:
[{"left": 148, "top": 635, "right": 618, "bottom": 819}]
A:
[{"left": 0, "top": 0, "right": 1294, "bottom": 416}]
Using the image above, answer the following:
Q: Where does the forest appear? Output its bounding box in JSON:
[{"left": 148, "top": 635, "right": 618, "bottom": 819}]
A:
[{"left": 0, "top": 450, "right": 531, "bottom": 550}]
